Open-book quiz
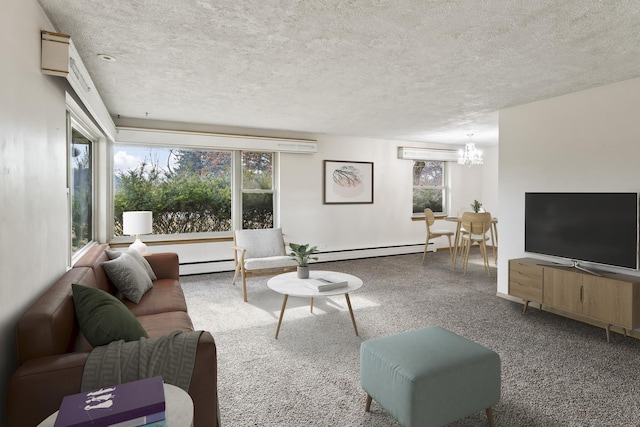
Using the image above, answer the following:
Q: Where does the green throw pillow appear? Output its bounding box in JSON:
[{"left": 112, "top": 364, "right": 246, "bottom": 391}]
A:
[
  {"left": 102, "top": 252, "right": 153, "bottom": 303},
  {"left": 71, "top": 284, "right": 149, "bottom": 347}
]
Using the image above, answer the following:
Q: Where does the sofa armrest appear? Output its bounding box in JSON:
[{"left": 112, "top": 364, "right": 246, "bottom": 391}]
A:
[
  {"left": 7, "top": 333, "right": 218, "bottom": 427},
  {"left": 144, "top": 252, "right": 180, "bottom": 280},
  {"left": 7, "top": 352, "right": 88, "bottom": 427},
  {"left": 189, "top": 331, "right": 218, "bottom": 427}
]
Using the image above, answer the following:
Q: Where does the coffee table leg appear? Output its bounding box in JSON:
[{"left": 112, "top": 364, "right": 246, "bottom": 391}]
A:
[
  {"left": 345, "top": 293, "right": 358, "bottom": 336},
  {"left": 275, "top": 294, "right": 288, "bottom": 339},
  {"left": 310, "top": 297, "right": 314, "bottom": 313}
]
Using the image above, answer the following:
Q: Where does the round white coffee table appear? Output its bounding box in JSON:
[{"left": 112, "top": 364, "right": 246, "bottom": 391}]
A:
[
  {"left": 267, "top": 270, "right": 363, "bottom": 339},
  {"left": 38, "top": 383, "right": 193, "bottom": 427}
]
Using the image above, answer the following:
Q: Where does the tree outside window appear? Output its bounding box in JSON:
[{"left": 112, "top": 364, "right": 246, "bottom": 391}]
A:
[
  {"left": 112, "top": 147, "right": 276, "bottom": 236},
  {"left": 413, "top": 160, "right": 446, "bottom": 214}
]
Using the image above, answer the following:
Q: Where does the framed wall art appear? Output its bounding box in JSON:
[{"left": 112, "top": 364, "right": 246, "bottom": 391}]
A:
[{"left": 323, "top": 160, "right": 374, "bottom": 204}]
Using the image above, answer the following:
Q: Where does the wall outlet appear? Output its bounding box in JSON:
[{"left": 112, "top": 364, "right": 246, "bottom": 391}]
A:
[{"left": 318, "top": 243, "right": 327, "bottom": 249}]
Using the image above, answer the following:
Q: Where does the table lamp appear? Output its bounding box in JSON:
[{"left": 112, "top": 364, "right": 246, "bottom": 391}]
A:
[{"left": 122, "top": 211, "right": 153, "bottom": 254}]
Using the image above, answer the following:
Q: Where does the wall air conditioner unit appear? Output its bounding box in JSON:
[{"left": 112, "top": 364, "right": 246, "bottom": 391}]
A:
[
  {"left": 41, "top": 30, "right": 116, "bottom": 141},
  {"left": 117, "top": 127, "right": 318, "bottom": 154},
  {"left": 398, "top": 147, "right": 459, "bottom": 162}
]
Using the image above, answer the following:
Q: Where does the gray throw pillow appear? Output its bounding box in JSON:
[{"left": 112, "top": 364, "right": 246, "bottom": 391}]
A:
[
  {"left": 71, "top": 284, "right": 148, "bottom": 347},
  {"left": 102, "top": 252, "right": 153, "bottom": 303},
  {"left": 106, "top": 248, "right": 157, "bottom": 281}
]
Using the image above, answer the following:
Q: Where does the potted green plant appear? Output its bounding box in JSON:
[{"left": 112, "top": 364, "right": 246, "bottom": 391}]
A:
[
  {"left": 470, "top": 200, "right": 483, "bottom": 213},
  {"left": 288, "top": 243, "right": 318, "bottom": 279}
]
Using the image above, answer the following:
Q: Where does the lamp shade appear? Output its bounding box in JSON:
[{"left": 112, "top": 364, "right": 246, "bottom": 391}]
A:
[{"left": 122, "top": 211, "right": 153, "bottom": 236}]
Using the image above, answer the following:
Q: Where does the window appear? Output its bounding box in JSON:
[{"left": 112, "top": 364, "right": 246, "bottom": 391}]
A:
[
  {"left": 242, "top": 152, "right": 274, "bottom": 229},
  {"left": 412, "top": 160, "right": 447, "bottom": 215},
  {"left": 69, "top": 119, "right": 95, "bottom": 257},
  {"left": 112, "top": 146, "right": 276, "bottom": 238}
]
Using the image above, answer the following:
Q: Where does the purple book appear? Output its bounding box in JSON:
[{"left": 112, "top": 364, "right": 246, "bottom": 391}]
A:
[{"left": 54, "top": 376, "right": 166, "bottom": 427}]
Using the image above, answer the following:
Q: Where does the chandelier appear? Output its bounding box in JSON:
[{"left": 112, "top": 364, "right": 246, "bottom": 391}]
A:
[{"left": 457, "top": 134, "right": 483, "bottom": 166}]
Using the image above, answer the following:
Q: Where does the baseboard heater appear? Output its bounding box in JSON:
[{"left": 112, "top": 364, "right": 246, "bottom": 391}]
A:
[{"left": 179, "top": 243, "right": 425, "bottom": 275}]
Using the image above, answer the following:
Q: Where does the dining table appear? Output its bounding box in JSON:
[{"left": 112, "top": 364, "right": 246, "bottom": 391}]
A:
[{"left": 445, "top": 215, "right": 498, "bottom": 267}]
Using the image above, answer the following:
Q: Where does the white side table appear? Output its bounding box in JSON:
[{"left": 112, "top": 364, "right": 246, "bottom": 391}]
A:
[
  {"left": 38, "top": 383, "right": 193, "bottom": 427},
  {"left": 267, "top": 270, "right": 363, "bottom": 339}
]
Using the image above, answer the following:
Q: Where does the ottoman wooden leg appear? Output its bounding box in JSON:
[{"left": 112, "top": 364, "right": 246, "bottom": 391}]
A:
[
  {"left": 365, "top": 394, "right": 372, "bottom": 412},
  {"left": 486, "top": 407, "right": 495, "bottom": 427}
]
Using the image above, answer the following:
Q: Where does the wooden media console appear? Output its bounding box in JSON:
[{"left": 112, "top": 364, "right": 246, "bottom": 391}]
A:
[{"left": 509, "top": 258, "right": 640, "bottom": 342}]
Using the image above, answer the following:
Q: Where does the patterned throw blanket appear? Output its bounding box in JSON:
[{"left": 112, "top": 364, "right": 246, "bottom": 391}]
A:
[{"left": 81, "top": 330, "right": 203, "bottom": 393}]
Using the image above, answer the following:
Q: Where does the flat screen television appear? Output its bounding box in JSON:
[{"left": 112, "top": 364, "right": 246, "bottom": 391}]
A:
[{"left": 524, "top": 192, "right": 639, "bottom": 270}]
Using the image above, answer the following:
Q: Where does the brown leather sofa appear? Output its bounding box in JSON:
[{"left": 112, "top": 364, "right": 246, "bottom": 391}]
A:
[{"left": 6, "top": 244, "right": 218, "bottom": 427}]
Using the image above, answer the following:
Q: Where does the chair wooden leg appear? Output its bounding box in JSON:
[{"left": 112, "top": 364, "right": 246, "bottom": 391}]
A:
[
  {"left": 365, "top": 394, "right": 372, "bottom": 412},
  {"left": 422, "top": 239, "right": 429, "bottom": 263},
  {"left": 452, "top": 227, "right": 462, "bottom": 268},
  {"left": 486, "top": 407, "right": 495, "bottom": 427},
  {"left": 242, "top": 273, "right": 248, "bottom": 303},
  {"left": 480, "top": 241, "right": 491, "bottom": 277},
  {"left": 446, "top": 235, "right": 454, "bottom": 265},
  {"left": 492, "top": 222, "right": 498, "bottom": 265},
  {"left": 232, "top": 265, "right": 240, "bottom": 285},
  {"left": 463, "top": 240, "right": 471, "bottom": 274}
]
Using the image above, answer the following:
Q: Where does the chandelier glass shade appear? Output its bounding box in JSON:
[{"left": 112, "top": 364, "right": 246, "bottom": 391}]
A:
[{"left": 457, "top": 134, "right": 483, "bottom": 166}]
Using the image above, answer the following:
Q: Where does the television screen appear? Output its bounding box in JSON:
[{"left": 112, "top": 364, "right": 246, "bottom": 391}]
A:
[{"left": 525, "top": 192, "right": 639, "bottom": 270}]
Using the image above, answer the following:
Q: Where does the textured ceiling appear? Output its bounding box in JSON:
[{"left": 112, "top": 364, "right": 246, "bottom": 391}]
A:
[{"left": 38, "top": 1, "right": 640, "bottom": 145}]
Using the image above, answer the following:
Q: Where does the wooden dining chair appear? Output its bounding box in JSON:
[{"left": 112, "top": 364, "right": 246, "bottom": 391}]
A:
[
  {"left": 423, "top": 208, "right": 455, "bottom": 264},
  {"left": 459, "top": 212, "right": 492, "bottom": 277}
]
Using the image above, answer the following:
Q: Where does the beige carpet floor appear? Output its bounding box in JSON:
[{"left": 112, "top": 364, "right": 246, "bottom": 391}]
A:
[{"left": 181, "top": 251, "right": 640, "bottom": 426}]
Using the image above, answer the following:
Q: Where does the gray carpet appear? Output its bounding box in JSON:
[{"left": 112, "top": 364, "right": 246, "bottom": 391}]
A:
[{"left": 181, "top": 251, "right": 640, "bottom": 427}]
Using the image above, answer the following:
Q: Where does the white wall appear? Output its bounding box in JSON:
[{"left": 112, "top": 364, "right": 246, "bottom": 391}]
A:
[
  {"left": 279, "top": 134, "right": 494, "bottom": 252},
  {"left": 0, "top": 0, "right": 68, "bottom": 422},
  {"left": 497, "top": 77, "right": 640, "bottom": 295}
]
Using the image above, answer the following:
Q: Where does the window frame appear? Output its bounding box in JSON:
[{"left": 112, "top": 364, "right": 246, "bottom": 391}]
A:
[
  {"left": 411, "top": 159, "right": 449, "bottom": 218},
  {"left": 109, "top": 144, "right": 279, "bottom": 244},
  {"left": 66, "top": 102, "right": 101, "bottom": 265},
  {"left": 240, "top": 151, "right": 276, "bottom": 230}
]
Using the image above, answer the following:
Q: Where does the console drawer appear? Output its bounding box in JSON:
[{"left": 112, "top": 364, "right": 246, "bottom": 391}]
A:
[{"left": 509, "top": 260, "right": 543, "bottom": 302}]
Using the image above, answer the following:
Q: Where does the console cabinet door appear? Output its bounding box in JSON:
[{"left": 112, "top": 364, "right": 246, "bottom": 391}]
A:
[
  {"left": 543, "top": 268, "right": 582, "bottom": 313},
  {"left": 582, "top": 276, "right": 633, "bottom": 329}
]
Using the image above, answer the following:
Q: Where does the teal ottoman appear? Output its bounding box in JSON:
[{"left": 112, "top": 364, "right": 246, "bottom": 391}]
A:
[{"left": 360, "top": 326, "right": 500, "bottom": 427}]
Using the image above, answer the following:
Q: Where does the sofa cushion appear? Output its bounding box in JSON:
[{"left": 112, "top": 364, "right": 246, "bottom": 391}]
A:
[
  {"left": 136, "top": 311, "right": 195, "bottom": 338},
  {"left": 71, "top": 284, "right": 149, "bottom": 347},
  {"left": 244, "top": 255, "right": 298, "bottom": 270},
  {"left": 106, "top": 248, "right": 157, "bottom": 281},
  {"left": 102, "top": 252, "right": 153, "bottom": 303},
  {"left": 124, "top": 279, "right": 188, "bottom": 317}
]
